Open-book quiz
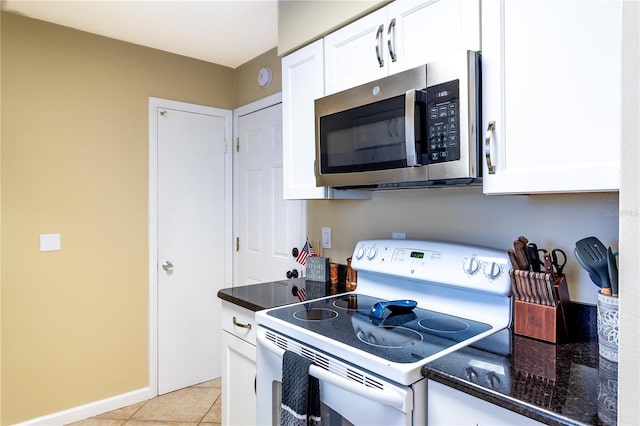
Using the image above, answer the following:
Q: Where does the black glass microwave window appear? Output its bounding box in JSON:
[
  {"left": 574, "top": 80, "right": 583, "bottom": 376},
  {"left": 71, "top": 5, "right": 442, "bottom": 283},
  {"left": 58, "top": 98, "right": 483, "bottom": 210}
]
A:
[
  {"left": 425, "top": 79, "right": 460, "bottom": 164},
  {"left": 319, "top": 93, "right": 425, "bottom": 174}
]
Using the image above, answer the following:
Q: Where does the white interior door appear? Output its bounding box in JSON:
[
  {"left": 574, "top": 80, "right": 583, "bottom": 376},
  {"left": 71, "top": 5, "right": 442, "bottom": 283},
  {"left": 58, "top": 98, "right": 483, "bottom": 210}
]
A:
[
  {"left": 234, "top": 97, "right": 305, "bottom": 285},
  {"left": 153, "top": 100, "right": 231, "bottom": 394}
]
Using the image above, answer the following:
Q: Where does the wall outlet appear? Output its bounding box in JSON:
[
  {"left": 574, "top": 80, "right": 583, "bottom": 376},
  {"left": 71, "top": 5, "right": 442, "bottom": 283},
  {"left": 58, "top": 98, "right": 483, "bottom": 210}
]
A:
[
  {"left": 321, "top": 227, "right": 332, "bottom": 249},
  {"left": 392, "top": 232, "right": 406, "bottom": 240}
]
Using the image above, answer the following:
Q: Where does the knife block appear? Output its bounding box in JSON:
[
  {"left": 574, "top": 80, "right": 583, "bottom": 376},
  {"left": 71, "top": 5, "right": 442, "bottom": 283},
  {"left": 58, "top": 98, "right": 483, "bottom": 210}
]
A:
[{"left": 514, "top": 275, "right": 570, "bottom": 343}]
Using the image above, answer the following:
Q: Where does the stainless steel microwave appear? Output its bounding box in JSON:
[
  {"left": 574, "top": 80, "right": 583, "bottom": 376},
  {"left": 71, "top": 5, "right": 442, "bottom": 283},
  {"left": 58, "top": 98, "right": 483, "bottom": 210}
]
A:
[{"left": 314, "top": 50, "right": 481, "bottom": 189}]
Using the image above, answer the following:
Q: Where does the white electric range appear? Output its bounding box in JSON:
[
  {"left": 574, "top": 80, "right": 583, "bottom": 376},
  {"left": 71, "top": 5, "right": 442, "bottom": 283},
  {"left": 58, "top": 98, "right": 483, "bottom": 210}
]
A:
[{"left": 256, "top": 239, "right": 512, "bottom": 425}]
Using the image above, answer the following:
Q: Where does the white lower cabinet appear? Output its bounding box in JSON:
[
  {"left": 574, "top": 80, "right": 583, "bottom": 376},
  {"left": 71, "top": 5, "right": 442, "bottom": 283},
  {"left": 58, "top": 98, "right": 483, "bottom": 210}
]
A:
[
  {"left": 427, "top": 380, "right": 543, "bottom": 425},
  {"left": 221, "top": 302, "right": 256, "bottom": 425}
]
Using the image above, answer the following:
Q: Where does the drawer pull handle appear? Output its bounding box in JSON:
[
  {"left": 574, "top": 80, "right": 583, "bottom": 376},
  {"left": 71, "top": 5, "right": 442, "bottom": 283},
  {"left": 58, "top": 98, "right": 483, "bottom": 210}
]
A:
[{"left": 232, "top": 316, "right": 252, "bottom": 330}]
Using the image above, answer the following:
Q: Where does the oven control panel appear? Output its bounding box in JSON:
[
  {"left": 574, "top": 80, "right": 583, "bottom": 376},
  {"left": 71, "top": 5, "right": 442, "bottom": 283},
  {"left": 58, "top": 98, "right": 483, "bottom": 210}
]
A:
[{"left": 351, "top": 239, "right": 511, "bottom": 296}]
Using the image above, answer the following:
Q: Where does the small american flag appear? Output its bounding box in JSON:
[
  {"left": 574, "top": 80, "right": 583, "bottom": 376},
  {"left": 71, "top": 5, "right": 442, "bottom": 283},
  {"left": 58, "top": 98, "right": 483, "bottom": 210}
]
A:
[{"left": 295, "top": 240, "right": 317, "bottom": 266}]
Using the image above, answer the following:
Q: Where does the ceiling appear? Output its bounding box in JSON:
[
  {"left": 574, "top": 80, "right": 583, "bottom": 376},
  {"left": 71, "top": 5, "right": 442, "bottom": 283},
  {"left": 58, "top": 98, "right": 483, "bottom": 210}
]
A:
[{"left": 1, "top": 0, "right": 279, "bottom": 69}]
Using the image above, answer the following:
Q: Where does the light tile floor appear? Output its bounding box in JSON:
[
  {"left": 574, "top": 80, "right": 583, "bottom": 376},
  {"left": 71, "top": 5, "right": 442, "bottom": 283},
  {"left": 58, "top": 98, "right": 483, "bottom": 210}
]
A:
[{"left": 69, "top": 378, "right": 221, "bottom": 426}]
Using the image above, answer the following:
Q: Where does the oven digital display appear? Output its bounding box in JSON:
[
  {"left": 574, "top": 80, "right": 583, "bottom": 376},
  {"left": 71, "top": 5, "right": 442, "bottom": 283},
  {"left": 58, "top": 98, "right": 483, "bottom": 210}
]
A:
[{"left": 410, "top": 251, "right": 424, "bottom": 259}]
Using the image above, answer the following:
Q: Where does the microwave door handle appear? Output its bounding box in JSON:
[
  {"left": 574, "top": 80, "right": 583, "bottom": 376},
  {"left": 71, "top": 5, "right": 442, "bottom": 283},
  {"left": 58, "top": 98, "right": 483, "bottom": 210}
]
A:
[
  {"left": 257, "top": 331, "right": 407, "bottom": 410},
  {"left": 405, "top": 90, "right": 418, "bottom": 166}
]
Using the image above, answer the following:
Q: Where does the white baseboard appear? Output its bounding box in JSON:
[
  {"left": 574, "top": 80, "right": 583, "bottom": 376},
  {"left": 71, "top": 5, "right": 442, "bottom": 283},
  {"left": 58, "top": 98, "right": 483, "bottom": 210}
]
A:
[{"left": 17, "top": 387, "right": 155, "bottom": 426}]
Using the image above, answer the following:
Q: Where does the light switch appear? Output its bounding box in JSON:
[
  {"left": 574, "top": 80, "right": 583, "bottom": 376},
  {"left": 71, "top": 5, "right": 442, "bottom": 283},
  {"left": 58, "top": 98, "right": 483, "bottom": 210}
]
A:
[
  {"left": 40, "top": 233, "right": 61, "bottom": 251},
  {"left": 321, "top": 227, "right": 332, "bottom": 249}
]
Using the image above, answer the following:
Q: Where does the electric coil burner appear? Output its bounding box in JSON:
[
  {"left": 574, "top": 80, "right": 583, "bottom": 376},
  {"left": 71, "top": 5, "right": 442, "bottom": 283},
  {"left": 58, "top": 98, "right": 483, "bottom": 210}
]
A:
[{"left": 256, "top": 239, "right": 512, "bottom": 425}]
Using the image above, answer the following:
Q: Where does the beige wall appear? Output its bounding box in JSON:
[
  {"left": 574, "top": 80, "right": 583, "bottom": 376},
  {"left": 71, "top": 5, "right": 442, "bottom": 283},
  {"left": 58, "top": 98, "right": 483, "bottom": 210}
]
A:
[
  {"left": 277, "top": 0, "right": 389, "bottom": 55},
  {"left": 234, "top": 47, "right": 282, "bottom": 107},
  {"left": 0, "top": 12, "right": 233, "bottom": 424},
  {"left": 0, "top": 9, "right": 3, "bottom": 425},
  {"left": 307, "top": 189, "right": 619, "bottom": 305}
]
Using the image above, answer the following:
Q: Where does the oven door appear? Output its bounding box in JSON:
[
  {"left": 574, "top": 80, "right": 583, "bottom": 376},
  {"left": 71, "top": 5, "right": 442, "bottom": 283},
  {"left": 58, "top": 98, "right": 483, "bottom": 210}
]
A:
[{"left": 257, "top": 327, "right": 418, "bottom": 426}]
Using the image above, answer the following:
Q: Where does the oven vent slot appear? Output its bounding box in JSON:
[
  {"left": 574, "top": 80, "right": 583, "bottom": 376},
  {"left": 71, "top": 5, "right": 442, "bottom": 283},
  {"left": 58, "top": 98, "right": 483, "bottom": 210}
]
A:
[
  {"left": 346, "top": 369, "right": 385, "bottom": 390},
  {"left": 265, "top": 330, "right": 289, "bottom": 351},
  {"left": 304, "top": 350, "right": 330, "bottom": 371},
  {"left": 264, "top": 330, "right": 388, "bottom": 392}
]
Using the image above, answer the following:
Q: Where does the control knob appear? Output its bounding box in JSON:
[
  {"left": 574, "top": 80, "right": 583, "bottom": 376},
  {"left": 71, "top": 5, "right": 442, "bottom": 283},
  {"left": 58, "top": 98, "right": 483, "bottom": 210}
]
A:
[
  {"left": 485, "top": 262, "right": 503, "bottom": 280},
  {"left": 354, "top": 246, "right": 366, "bottom": 260},
  {"left": 463, "top": 256, "right": 481, "bottom": 275},
  {"left": 366, "top": 247, "right": 378, "bottom": 260}
]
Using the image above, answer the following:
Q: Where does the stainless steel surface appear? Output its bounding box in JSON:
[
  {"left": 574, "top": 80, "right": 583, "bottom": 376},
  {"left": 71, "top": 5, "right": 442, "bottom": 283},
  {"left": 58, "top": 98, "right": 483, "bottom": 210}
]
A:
[
  {"left": 233, "top": 316, "right": 252, "bottom": 329},
  {"left": 404, "top": 89, "right": 418, "bottom": 167},
  {"left": 314, "top": 50, "right": 481, "bottom": 189},
  {"left": 315, "top": 63, "right": 426, "bottom": 117},
  {"left": 485, "top": 121, "right": 496, "bottom": 174},
  {"left": 162, "top": 260, "right": 174, "bottom": 272},
  {"left": 375, "top": 24, "right": 385, "bottom": 68},
  {"left": 387, "top": 18, "right": 397, "bottom": 62},
  {"left": 425, "top": 50, "right": 480, "bottom": 182}
]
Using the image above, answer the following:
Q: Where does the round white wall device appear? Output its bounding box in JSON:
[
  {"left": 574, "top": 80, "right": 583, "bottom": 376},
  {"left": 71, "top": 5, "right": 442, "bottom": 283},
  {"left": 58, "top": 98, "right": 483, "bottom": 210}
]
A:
[{"left": 258, "top": 67, "right": 272, "bottom": 88}]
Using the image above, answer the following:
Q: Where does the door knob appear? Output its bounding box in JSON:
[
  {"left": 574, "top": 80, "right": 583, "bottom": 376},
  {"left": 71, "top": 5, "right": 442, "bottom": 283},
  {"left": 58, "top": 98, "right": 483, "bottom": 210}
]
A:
[
  {"left": 286, "top": 269, "right": 299, "bottom": 279},
  {"left": 162, "top": 260, "right": 174, "bottom": 272}
]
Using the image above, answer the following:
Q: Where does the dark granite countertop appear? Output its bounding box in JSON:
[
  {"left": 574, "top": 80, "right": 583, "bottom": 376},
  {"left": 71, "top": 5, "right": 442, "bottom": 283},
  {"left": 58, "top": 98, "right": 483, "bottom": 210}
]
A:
[
  {"left": 422, "top": 304, "right": 617, "bottom": 426},
  {"left": 218, "top": 283, "right": 617, "bottom": 426},
  {"left": 217, "top": 278, "right": 348, "bottom": 312}
]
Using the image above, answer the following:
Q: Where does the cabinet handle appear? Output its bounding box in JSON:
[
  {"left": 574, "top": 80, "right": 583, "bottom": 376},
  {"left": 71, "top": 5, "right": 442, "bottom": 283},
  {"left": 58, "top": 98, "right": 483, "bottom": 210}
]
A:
[
  {"left": 484, "top": 121, "right": 496, "bottom": 174},
  {"left": 375, "top": 24, "right": 385, "bottom": 68},
  {"left": 387, "top": 18, "right": 397, "bottom": 62},
  {"left": 232, "top": 316, "right": 252, "bottom": 330}
]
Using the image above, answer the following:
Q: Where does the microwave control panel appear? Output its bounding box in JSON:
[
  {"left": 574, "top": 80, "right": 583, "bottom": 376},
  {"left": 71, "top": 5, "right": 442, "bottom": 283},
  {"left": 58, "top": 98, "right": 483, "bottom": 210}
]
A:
[{"left": 425, "top": 79, "right": 460, "bottom": 164}]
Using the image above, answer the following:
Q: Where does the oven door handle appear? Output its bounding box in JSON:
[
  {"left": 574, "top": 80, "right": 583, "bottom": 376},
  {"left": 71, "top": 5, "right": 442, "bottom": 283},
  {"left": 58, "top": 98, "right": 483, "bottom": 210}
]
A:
[{"left": 258, "top": 332, "right": 408, "bottom": 410}]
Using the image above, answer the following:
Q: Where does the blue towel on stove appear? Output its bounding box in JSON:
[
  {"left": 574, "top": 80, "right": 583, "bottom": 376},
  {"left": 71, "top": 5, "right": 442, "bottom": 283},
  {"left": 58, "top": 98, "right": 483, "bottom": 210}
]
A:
[{"left": 280, "top": 350, "right": 321, "bottom": 426}]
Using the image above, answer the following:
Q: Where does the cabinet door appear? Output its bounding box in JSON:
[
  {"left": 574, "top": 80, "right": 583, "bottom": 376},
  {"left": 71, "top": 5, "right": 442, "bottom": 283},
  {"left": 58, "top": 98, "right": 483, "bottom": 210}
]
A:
[
  {"left": 428, "top": 380, "right": 544, "bottom": 425},
  {"left": 282, "top": 40, "right": 371, "bottom": 200},
  {"left": 324, "top": 7, "right": 389, "bottom": 94},
  {"left": 387, "top": 0, "right": 480, "bottom": 75},
  {"left": 222, "top": 331, "right": 256, "bottom": 426},
  {"left": 482, "top": 0, "right": 622, "bottom": 194},
  {"left": 282, "top": 39, "right": 329, "bottom": 199}
]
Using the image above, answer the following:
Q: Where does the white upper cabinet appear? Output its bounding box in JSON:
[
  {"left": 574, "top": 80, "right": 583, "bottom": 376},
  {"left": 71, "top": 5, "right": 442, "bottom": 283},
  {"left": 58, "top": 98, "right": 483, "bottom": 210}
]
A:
[
  {"left": 481, "top": 0, "right": 622, "bottom": 194},
  {"left": 282, "top": 39, "right": 372, "bottom": 200},
  {"left": 282, "top": 39, "right": 327, "bottom": 199},
  {"left": 324, "top": 0, "right": 480, "bottom": 95}
]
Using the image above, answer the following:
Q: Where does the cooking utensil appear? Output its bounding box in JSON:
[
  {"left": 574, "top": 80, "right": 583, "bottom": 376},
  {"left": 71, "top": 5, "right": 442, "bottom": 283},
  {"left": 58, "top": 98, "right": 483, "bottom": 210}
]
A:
[
  {"left": 550, "top": 249, "right": 567, "bottom": 276},
  {"left": 607, "top": 247, "right": 618, "bottom": 296},
  {"left": 575, "top": 237, "right": 611, "bottom": 295},
  {"left": 509, "top": 269, "right": 520, "bottom": 300},
  {"left": 508, "top": 249, "right": 521, "bottom": 270},
  {"left": 544, "top": 272, "right": 557, "bottom": 306},
  {"left": 542, "top": 252, "right": 556, "bottom": 280},
  {"left": 573, "top": 247, "right": 602, "bottom": 286},
  {"left": 513, "top": 240, "right": 530, "bottom": 271},
  {"left": 369, "top": 300, "right": 417, "bottom": 319},
  {"left": 515, "top": 270, "right": 529, "bottom": 302},
  {"left": 529, "top": 271, "right": 543, "bottom": 305},
  {"left": 527, "top": 242, "right": 542, "bottom": 272}
]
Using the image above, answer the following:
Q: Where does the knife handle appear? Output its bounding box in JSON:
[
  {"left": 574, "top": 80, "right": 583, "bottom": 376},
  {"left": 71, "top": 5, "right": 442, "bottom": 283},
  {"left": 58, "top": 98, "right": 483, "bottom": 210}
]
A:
[
  {"left": 527, "top": 243, "right": 541, "bottom": 272},
  {"left": 543, "top": 253, "right": 556, "bottom": 280},
  {"left": 508, "top": 249, "right": 521, "bottom": 270},
  {"left": 513, "top": 240, "right": 530, "bottom": 270}
]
